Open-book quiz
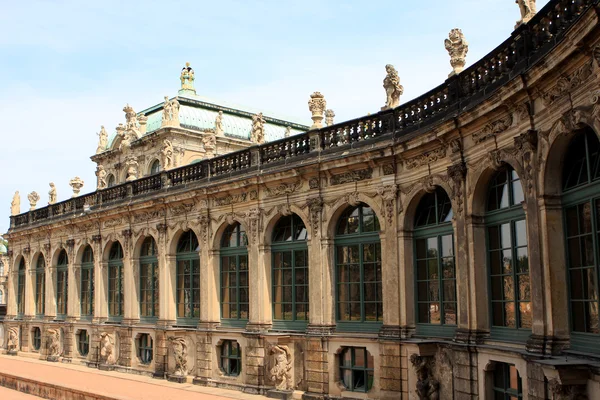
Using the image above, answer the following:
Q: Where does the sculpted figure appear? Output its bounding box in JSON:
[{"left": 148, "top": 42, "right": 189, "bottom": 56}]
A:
[
  {"left": 215, "top": 111, "right": 224, "bottom": 135},
  {"left": 96, "top": 126, "right": 108, "bottom": 154},
  {"left": 410, "top": 354, "right": 440, "bottom": 400},
  {"left": 162, "top": 96, "right": 180, "bottom": 127},
  {"left": 7, "top": 327, "right": 19, "bottom": 352},
  {"left": 46, "top": 329, "right": 60, "bottom": 357},
  {"left": 516, "top": 0, "right": 536, "bottom": 25},
  {"left": 180, "top": 62, "right": 195, "bottom": 91},
  {"left": 11, "top": 191, "right": 20, "bottom": 216},
  {"left": 169, "top": 337, "right": 188, "bottom": 376},
  {"left": 99, "top": 332, "right": 115, "bottom": 365},
  {"left": 203, "top": 134, "right": 217, "bottom": 158},
  {"left": 27, "top": 191, "right": 40, "bottom": 211},
  {"left": 125, "top": 157, "right": 139, "bottom": 182},
  {"left": 48, "top": 183, "right": 57, "bottom": 205},
  {"left": 161, "top": 140, "right": 174, "bottom": 170},
  {"left": 269, "top": 345, "right": 293, "bottom": 391},
  {"left": 284, "top": 126, "right": 291, "bottom": 138},
  {"left": 96, "top": 165, "right": 108, "bottom": 190},
  {"left": 123, "top": 104, "right": 140, "bottom": 138},
  {"left": 251, "top": 112, "right": 266, "bottom": 144},
  {"left": 325, "top": 109, "right": 335, "bottom": 126},
  {"left": 444, "top": 29, "right": 468, "bottom": 76},
  {"left": 383, "top": 64, "right": 403, "bottom": 109}
]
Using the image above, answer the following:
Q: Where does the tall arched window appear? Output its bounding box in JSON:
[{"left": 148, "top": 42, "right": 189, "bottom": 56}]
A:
[
  {"left": 563, "top": 129, "right": 600, "bottom": 349},
  {"left": 56, "top": 250, "right": 69, "bottom": 318},
  {"left": 17, "top": 258, "right": 25, "bottom": 316},
  {"left": 140, "top": 237, "right": 159, "bottom": 319},
  {"left": 81, "top": 246, "right": 94, "bottom": 318},
  {"left": 414, "top": 188, "right": 456, "bottom": 336},
  {"left": 35, "top": 255, "right": 45, "bottom": 317},
  {"left": 221, "top": 223, "right": 249, "bottom": 326},
  {"left": 272, "top": 214, "right": 309, "bottom": 329},
  {"left": 150, "top": 160, "right": 160, "bottom": 175},
  {"left": 485, "top": 164, "right": 530, "bottom": 340},
  {"left": 108, "top": 242, "right": 124, "bottom": 320},
  {"left": 335, "top": 204, "right": 382, "bottom": 331},
  {"left": 176, "top": 231, "right": 200, "bottom": 322},
  {"left": 107, "top": 174, "right": 116, "bottom": 188}
]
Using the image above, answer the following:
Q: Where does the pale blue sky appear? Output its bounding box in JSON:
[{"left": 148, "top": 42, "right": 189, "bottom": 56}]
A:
[{"left": 0, "top": 0, "right": 549, "bottom": 235}]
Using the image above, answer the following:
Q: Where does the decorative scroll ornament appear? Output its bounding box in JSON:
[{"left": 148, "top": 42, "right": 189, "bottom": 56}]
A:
[
  {"left": 444, "top": 28, "right": 468, "bottom": 76},
  {"left": 325, "top": 109, "right": 335, "bottom": 126},
  {"left": 11, "top": 191, "right": 20, "bottom": 216},
  {"left": 382, "top": 64, "right": 404, "bottom": 110},
  {"left": 330, "top": 168, "right": 373, "bottom": 185},
  {"left": 472, "top": 114, "right": 513, "bottom": 143},
  {"left": 277, "top": 204, "right": 293, "bottom": 217},
  {"left": 96, "top": 125, "right": 108, "bottom": 154},
  {"left": 245, "top": 208, "right": 262, "bottom": 244},
  {"left": 405, "top": 147, "right": 447, "bottom": 170},
  {"left": 269, "top": 345, "right": 293, "bottom": 391},
  {"left": 410, "top": 354, "right": 440, "bottom": 400},
  {"left": 515, "top": 0, "right": 536, "bottom": 27},
  {"left": 345, "top": 192, "right": 361, "bottom": 207},
  {"left": 251, "top": 112, "right": 266, "bottom": 144},
  {"left": 99, "top": 332, "right": 115, "bottom": 365},
  {"left": 378, "top": 185, "right": 398, "bottom": 225},
  {"left": 198, "top": 215, "right": 210, "bottom": 244},
  {"left": 542, "top": 61, "right": 593, "bottom": 106},
  {"left": 169, "top": 337, "right": 189, "bottom": 376},
  {"left": 308, "top": 92, "right": 327, "bottom": 129},
  {"left": 133, "top": 210, "right": 161, "bottom": 223},
  {"left": 265, "top": 180, "right": 302, "bottom": 197},
  {"left": 28, "top": 191, "right": 40, "bottom": 211},
  {"left": 69, "top": 177, "right": 84, "bottom": 198}
]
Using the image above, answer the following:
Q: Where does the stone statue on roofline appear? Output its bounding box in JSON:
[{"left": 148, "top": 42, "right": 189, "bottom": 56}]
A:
[
  {"left": 515, "top": 0, "right": 536, "bottom": 27},
  {"left": 161, "top": 140, "right": 174, "bottom": 170},
  {"left": 48, "top": 183, "right": 57, "bottom": 205},
  {"left": 179, "top": 62, "right": 196, "bottom": 95},
  {"left": 96, "top": 165, "right": 108, "bottom": 190},
  {"left": 308, "top": 92, "right": 326, "bottom": 129},
  {"left": 162, "top": 96, "right": 181, "bottom": 128},
  {"left": 445, "top": 29, "right": 468, "bottom": 77},
  {"left": 96, "top": 126, "right": 108, "bottom": 154},
  {"left": 215, "top": 111, "right": 224, "bottom": 135},
  {"left": 325, "top": 109, "right": 335, "bottom": 126},
  {"left": 284, "top": 126, "right": 291, "bottom": 138},
  {"left": 11, "top": 191, "right": 20, "bottom": 216},
  {"left": 123, "top": 103, "right": 140, "bottom": 138},
  {"left": 125, "top": 156, "right": 139, "bottom": 182},
  {"left": 382, "top": 64, "right": 403, "bottom": 110},
  {"left": 251, "top": 112, "right": 266, "bottom": 144},
  {"left": 69, "top": 177, "right": 84, "bottom": 197}
]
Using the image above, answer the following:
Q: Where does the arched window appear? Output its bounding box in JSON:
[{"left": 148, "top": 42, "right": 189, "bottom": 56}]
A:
[
  {"left": 563, "top": 129, "right": 600, "bottom": 347},
  {"left": 0, "top": 260, "right": 4, "bottom": 276},
  {"left": 81, "top": 246, "right": 94, "bottom": 318},
  {"left": 107, "top": 174, "right": 116, "bottom": 188},
  {"left": 140, "top": 237, "right": 159, "bottom": 319},
  {"left": 56, "top": 250, "right": 69, "bottom": 318},
  {"left": 485, "top": 165, "right": 530, "bottom": 339},
  {"left": 335, "top": 204, "right": 382, "bottom": 330},
  {"left": 17, "top": 258, "right": 25, "bottom": 316},
  {"left": 221, "top": 223, "right": 249, "bottom": 326},
  {"left": 150, "top": 160, "right": 161, "bottom": 175},
  {"left": 0, "top": 290, "right": 3, "bottom": 304},
  {"left": 108, "top": 242, "right": 124, "bottom": 320},
  {"left": 176, "top": 231, "right": 200, "bottom": 322},
  {"left": 35, "top": 255, "right": 45, "bottom": 317},
  {"left": 272, "top": 214, "right": 309, "bottom": 329},
  {"left": 414, "top": 188, "right": 456, "bottom": 336}
]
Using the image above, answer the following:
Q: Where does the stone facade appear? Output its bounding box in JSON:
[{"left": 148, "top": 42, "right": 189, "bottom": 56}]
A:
[{"left": 3, "top": 1, "right": 600, "bottom": 399}]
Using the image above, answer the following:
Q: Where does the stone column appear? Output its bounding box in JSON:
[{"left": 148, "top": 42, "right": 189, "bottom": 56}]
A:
[
  {"left": 398, "top": 230, "right": 415, "bottom": 335},
  {"left": 45, "top": 263, "right": 57, "bottom": 321},
  {"left": 93, "top": 235, "right": 107, "bottom": 322},
  {"left": 198, "top": 215, "right": 219, "bottom": 327},
  {"left": 246, "top": 209, "right": 271, "bottom": 331},
  {"left": 66, "top": 240, "right": 76, "bottom": 320},
  {"left": 122, "top": 229, "right": 137, "bottom": 324},
  {"left": 157, "top": 224, "right": 175, "bottom": 325},
  {"left": 6, "top": 254, "right": 17, "bottom": 318},
  {"left": 463, "top": 214, "right": 488, "bottom": 341},
  {"left": 23, "top": 252, "right": 35, "bottom": 319},
  {"left": 129, "top": 256, "right": 140, "bottom": 322}
]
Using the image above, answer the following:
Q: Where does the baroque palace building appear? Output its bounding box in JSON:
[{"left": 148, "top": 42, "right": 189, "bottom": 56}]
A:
[{"left": 3, "top": 1, "right": 600, "bottom": 399}]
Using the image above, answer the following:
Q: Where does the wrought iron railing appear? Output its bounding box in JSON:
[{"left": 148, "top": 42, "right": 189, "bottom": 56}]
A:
[{"left": 9, "top": 0, "right": 593, "bottom": 229}]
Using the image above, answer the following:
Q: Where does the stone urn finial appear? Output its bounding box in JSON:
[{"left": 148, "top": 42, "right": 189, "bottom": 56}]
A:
[
  {"left": 445, "top": 29, "right": 468, "bottom": 77},
  {"left": 69, "top": 177, "right": 84, "bottom": 198},
  {"left": 27, "top": 191, "right": 40, "bottom": 211},
  {"left": 308, "top": 92, "right": 327, "bottom": 129}
]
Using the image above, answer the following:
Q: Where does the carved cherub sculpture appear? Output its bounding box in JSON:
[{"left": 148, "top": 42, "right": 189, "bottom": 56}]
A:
[
  {"left": 99, "top": 332, "right": 115, "bottom": 365},
  {"left": 96, "top": 165, "right": 108, "bottom": 190},
  {"left": 383, "top": 64, "right": 403, "bottom": 109},
  {"left": 215, "top": 111, "right": 224, "bottom": 135},
  {"left": 48, "top": 183, "right": 57, "bottom": 205},
  {"left": 169, "top": 337, "right": 188, "bottom": 376},
  {"left": 161, "top": 140, "right": 174, "bottom": 169},
  {"left": 96, "top": 126, "right": 108, "bottom": 154},
  {"left": 269, "top": 345, "right": 293, "bottom": 391}
]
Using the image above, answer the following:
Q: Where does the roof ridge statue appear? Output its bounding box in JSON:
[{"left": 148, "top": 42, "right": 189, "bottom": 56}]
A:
[
  {"left": 215, "top": 110, "right": 224, "bottom": 136},
  {"left": 445, "top": 28, "right": 468, "bottom": 77},
  {"left": 516, "top": 0, "right": 536, "bottom": 27},
  {"left": 179, "top": 62, "right": 196, "bottom": 95},
  {"left": 96, "top": 126, "right": 108, "bottom": 154},
  {"left": 11, "top": 191, "right": 20, "bottom": 216},
  {"left": 251, "top": 112, "right": 266, "bottom": 144},
  {"left": 382, "top": 64, "right": 403, "bottom": 110},
  {"left": 48, "top": 183, "right": 57, "bottom": 205},
  {"left": 162, "top": 96, "right": 181, "bottom": 128},
  {"left": 96, "top": 165, "right": 107, "bottom": 190}
]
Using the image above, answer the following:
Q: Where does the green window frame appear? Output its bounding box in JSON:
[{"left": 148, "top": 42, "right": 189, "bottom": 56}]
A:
[
  {"left": 140, "top": 237, "right": 159, "bottom": 320},
  {"left": 176, "top": 230, "right": 200, "bottom": 323},
  {"left": 56, "top": 250, "right": 69, "bottom": 319},
  {"left": 17, "top": 258, "right": 25, "bottom": 316},
  {"left": 108, "top": 242, "right": 124, "bottom": 320},
  {"left": 220, "top": 223, "right": 249, "bottom": 327},
  {"left": 35, "top": 255, "right": 45, "bottom": 317},
  {"left": 32, "top": 327, "right": 41, "bottom": 351},
  {"left": 562, "top": 129, "right": 600, "bottom": 350},
  {"left": 339, "top": 347, "right": 374, "bottom": 393},
  {"left": 335, "top": 204, "right": 382, "bottom": 332},
  {"left": 220, "top": 340, "right": 241, "bottom": 376},
  {"left": 272, "top": 214, "right": 309, "bottom": 330},
  {"left": 492, "top": 363, "right": 522, "bottom": 399},
  {"left": 78, "top": 330, "right": 89, "bottom": 356},
  {"left": 80, "top": 246, "right": 94, "bottom": 318},
  {"left": 414, "top": 187, "right": 457, "bottom": 337},
  {"left": 137, "top": 333, "right": 153, "bottom": 364},
  {"left": 485, "top": 165, "right": 530, "bottom": 341}
]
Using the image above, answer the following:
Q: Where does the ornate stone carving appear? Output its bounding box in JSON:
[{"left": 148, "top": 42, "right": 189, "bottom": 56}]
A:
[
  {"left": 472, "top": 114, "right": 513, "bottom": 143},
  {"left": 444, "top": 28, "right": 468, "bottom": 76},
  {"left": 516, "top": 0, "right": 536, "bottom": 27},
  {"left": 99, "top": 332, "right": 115, "bottom": 365},
  {"left": 48, "top": 183, "right": 57, "bottom": 205},
  {"left": 169, "top": 337, "right": 188, "bottom": 376},
  {"left": 180, "top": 62, "right": 195, "bottom": 93},
  {"left": 345, "top": 192, "right": 361, "bottom": 207},
  {"left": 161, "top": 140, "right": 174, "bottom": 170},
  {"left": 7, "top": 327, "right": 19, "bottom": 352},
  {"left": 245, "top": 208, "right": 261, "bottom": 244},
  {"left": 265, "top": 180, "right": 303, "bottom": 197},
  {"left": 515, "top": 130, "right": 538, "bottom": 196},
  {"left": 11, "top": 191, "right": 20, "bottom": 216},
  {"left": 214, "top": 191, "right": 257, "bottom": 206},
  {"left": 516, "top": 102, "right": 530, "bottom": 123},
  {"left": 542, "top": 61, "right": 593, "bottom": 106},
  {"left": 330, "top": 168, "right": 373, "bottom": 185},
  {"left": 548, "top": 379, "right": 588, "bottom": 400},
  {"left": 198, "top": 215, "right": 210, "bottom": 244},
  {"left": 449, "top": 139, "right": 462, "bottom": 154},
  {"left": 123, "top": 103, "right": 140, "bottom": 138},
  {"left": 46, "top": 328, "right": 60, "bottom": 358},
  {"left": 487, "top": 149, "right": 504, "bottom": 171},
  {"left": 28, "top": 191, "right": 40, "bottom": 211},
  {"left": 138, "top": 114, "right": 148, "bottom": 135},
  {"left": 308, "top": 92, "right": 327, "bottom": 129},
  {"left": 269, "top": 345, "right": 293, "bottom": 391},
  {"left": 162, "top": 96, "right": 181, "bottom": 128},
  {"left": 447, "top": 161, "right": 467, "bottom": 217},
  {"left": 410, "top": 354, "right": 440, "bottom": 400},
  {"left": 405, "top": 147, "right": 447, "bottom": 170},
  {"left": 382, "top": 163, "right": 395, "bottom": 175},
  {"left": 96, "top": 165, "right": 107, "bottom": 190},
  {"left": 203, "top": 134, "right": 217, "bottom": 158},
  {"left": 215, "top": 111, "right": 224, "bottom": 136},
  {"left": 382, "top": 64, "right": 404, "bottom": 110},
  {"left": 96, "top": 125, "right": 108, "bottom": 154},
  {"left": 69, "top": 176, "right": 84, "bottom": 197},
  {"left": 133, "top": 210, "right": 160, "bottom": 223},
  {"left": 378, "top": 185, "right": 398, "bottom": 226},
  {"left": 309, "top": 178, "right": 319, "bottom": 189},
  {"left": 251, "top": 112, "right": 266, "bottom": 144},
  {"left": 169, "top": 202, "right": 195, "bottom": 216},
  {"left": 125, "top": 156, "right": 139, "bottom": 182},
  {"left": 103, "top": 218, "right": 122, "bottom": 229},
  {"left": 325, "top": 109, "right": 335, "bottom": 126},
  {"left": 284, "top": 126, "right": 291, "bottom": 138},
  {"left": 307, "top": 198, "right": 323, "bottom": 237}
]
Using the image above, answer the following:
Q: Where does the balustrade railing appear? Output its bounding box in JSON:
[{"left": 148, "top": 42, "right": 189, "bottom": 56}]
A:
[{"left": 9, "top": 0, "right": 593, "bottom": 229}]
